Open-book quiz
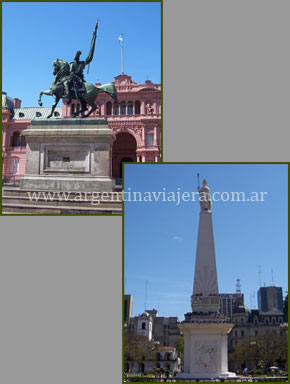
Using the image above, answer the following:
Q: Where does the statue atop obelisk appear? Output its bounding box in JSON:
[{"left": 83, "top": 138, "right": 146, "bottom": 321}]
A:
[
  {"left": 177, "top": 176, "right": 235, "bottom": 379},
  {"left": 191, "top": 175, "right": 219, "bottom": 311}
]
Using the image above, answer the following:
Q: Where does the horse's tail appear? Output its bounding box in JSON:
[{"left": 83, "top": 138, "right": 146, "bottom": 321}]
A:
[{"left": 99, "top": 83, "right": 119, "bottom": 103}]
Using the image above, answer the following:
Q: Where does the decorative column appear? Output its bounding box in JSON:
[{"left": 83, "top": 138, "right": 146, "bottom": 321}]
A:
[
  {"left": 141, "top": 101, "right": 145, "bottom": 114},
  {"left": 100, "top": 102, "right": 105, "bottom": 116},
  {"left": 2, "top": 127, "right": 7, "bottom": 151},
  {"left": 153, "top": 126, "right": 157, "bottom": 146},
  {"left": 141, "top": 127, "right": 145, "bottom": 147}
]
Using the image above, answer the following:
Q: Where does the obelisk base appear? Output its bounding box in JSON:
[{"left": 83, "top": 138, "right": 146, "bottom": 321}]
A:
[{"left": 177, "top": 321, "right": 236, "bottom": 379}]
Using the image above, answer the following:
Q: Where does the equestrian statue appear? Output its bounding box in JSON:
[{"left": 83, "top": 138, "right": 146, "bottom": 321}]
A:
[{"left": 38, "top": 21, "right": 118, "bottom": 118}]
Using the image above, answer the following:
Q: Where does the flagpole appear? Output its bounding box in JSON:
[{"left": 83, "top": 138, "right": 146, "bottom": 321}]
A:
[
  {"left": 118, "top": 33, "right": 124, "bottom": 74},
  {"left": 121, "top": 43, "right": 124, "bottom": 74}
]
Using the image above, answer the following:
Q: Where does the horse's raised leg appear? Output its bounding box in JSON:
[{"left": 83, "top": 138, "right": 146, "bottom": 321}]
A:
[
  {"left": 38, "top": 90, "right": 53, "bottom": 107},
  {"left": 47, "top": 96, "right": 60, "bottom": 119}
]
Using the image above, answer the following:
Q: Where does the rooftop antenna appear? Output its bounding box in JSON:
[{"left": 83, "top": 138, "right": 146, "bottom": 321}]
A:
[
  {"left": 197, "top": 173, "right": 200, "bottom": 189},
  {"left": 145, "top": 280, "right": 148, "bottom": 311},
  {"left": 250, "top": 293, "right": 252, "bottom": 310},
  {"left": 271, "top": 269, "right": 275, "bottom": 286},
  {"left": 236, "top": 278, "right": 241, "bottom": 294},
  {"left": 253, "top": 291, "right": 255, "bottom": 309},
  {"left": 258, "top": 265, "right": 262, "bottom": 288}
]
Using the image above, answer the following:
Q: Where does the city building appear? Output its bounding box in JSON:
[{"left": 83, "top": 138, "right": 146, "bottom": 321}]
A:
[
  {"left": 257, "top": 286, "right": 283, "bottom": 313},
  {"left": 228, "top": 304, "right": 287, "bottom": 371},
  {"left": 127, "top": 309, "right": 181, "bottom": 348},
  {"left": 219, "top": 293, "right": 244, "bottom": 320},
  {"left": 136, "top": 311, "right": 153, "bottom": 341},
  {"left": 2, "top": 73, "right": 161, "bottom": 184},
  {"left": 125, "top": 344, "right": 181, "bottom": 374},
  {"left": 125, "top": 308, "right": 181, "bottom": 374},
  {"left": 124, "top": 294, "right": 133, "bottom": 326}
]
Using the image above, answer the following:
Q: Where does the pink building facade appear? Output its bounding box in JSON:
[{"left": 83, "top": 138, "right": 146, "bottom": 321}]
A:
[{"left": 2, "top": 73, "right": 161, "bottom": 183}]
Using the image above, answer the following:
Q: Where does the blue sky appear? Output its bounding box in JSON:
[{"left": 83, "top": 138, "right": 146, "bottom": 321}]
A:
[
  {"left": 3, "top": 2, "right": 161, "bottom": 107},
  {"left": 124, "top": 164, "right": 288, "bottom": 320}
]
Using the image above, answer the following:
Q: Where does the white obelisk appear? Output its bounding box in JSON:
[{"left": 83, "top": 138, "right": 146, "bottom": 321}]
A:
[{"left": 178, "top": 178, "right": 235, "bottom": 379}]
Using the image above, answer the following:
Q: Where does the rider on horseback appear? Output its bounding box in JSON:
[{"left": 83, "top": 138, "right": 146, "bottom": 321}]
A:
[
  {"left": 63, "top": 50, "right": 88, "bottom": 104},
  {"left": 63, "top": 21, "right": 98, "bottom": 104},
  {"left": 38, "top": 21, "right": 118, "bottom": 119}
]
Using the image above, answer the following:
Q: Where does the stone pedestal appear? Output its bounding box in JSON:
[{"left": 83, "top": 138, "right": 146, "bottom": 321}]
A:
[
  {"left": 20, "top": 118, "right": 115, "bottom": 191},
  {"left": 178, "top": 321, "right": 235, "bottom": 379}
]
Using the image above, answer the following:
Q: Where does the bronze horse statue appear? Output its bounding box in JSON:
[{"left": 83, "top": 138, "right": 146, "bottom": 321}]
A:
[{"left": 38, "top": 59, "right": 118, "bottom": 118}]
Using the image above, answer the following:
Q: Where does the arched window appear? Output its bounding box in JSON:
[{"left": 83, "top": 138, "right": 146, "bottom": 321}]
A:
[
  {"left": 135, "top": 100, "right": 140, "bottom": 115},
  {"left": 106, "top": 101, "right": 112, "bottom": 115},
  {"left": 20, "top": 136, "right": 26, "bottom": 147},
  {"left": 142, "top": 322, "right": 146, "bottom": 330},
  {"left": 113, "top": 102, "right": 119, "bottom": 115},
  {"left": 71, "top": 104, "right": 75, "bottom": 115},
  {"left": 120, "top": 102, "right": 126, "bottom": 115},
  {"left": 11, "top": 132, "right": 21, "bottom": 147},
  {"left": 127, "top": 101, "right": 133, "bottom": 115}
]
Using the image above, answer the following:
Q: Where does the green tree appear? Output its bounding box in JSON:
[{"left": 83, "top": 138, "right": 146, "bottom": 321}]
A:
[
  {"left": 175, "top": 336, "right": 184, "bottom": 369},
  {"left": 230, "top": 331, "right": 288, "bottom": 373},
  {"left": 124, "top": 330, "right": 153, "bottom": 373}
]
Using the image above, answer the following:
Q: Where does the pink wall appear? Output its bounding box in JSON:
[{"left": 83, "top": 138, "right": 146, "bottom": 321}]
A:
[{"left": 2, "top": 74, "right": 161, "bottom": 181}]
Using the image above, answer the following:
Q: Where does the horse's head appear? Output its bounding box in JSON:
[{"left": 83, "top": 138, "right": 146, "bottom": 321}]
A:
[{"left": 53, "top": 59, "right": 61, "bottom": 76}]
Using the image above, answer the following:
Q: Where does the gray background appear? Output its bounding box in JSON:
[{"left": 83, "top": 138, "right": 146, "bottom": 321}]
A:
[
  {"left": 164, "top": 0, "right": 290, "bottom": 161},
  {"left": 2, "top": 1, "right": 290, "bottom": 383},
  {"left": 1, "top": 217, "right": 122, "bottom": 384}
]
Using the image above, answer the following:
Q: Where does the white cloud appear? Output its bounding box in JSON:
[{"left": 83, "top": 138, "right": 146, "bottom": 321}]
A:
[{"left": 172, "top": 235, "right": 183, "bottom": 241}]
